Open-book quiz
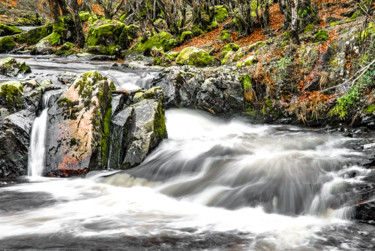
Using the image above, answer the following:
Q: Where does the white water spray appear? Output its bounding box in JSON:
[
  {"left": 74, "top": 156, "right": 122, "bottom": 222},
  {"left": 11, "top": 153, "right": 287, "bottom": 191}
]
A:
[
  {"left": 28, "top": 109, "right": 48, "bottom": 177},
  {"left": 28, "top": 95, "right": 51, "bottom": 178}
]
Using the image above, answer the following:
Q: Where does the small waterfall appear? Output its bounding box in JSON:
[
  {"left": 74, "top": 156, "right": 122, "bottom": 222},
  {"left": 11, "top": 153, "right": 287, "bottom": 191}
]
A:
[{"left": 27, "top": 95, "right": 51, "bottom": 178}]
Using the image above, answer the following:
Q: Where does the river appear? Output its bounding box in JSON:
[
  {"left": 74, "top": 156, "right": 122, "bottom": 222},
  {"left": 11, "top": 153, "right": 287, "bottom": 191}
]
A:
[{"left": 0, "top": 56, "right": 374, "bottom": 250}]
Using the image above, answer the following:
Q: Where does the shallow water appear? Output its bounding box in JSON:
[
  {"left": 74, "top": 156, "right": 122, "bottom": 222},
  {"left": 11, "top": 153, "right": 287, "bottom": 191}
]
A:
[
  {"left": 0, "top": 109, "right": 374, "bottom": 250},
  {"left": 0, "top": 54, "right": 158, "bottom": 91}
]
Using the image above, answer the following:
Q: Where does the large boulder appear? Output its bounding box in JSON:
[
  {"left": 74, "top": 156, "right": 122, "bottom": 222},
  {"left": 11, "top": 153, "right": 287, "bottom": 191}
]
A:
[
  {"left": 108, "top": 87, "right": 168, "bottom": 169},
  {"left": 176, "top": 47, "right": 213, "bottom": 67},
  {"left": 0, "top": 110, "right": 35, "bottom": 178},
  {"left": 154, "top": 66, "right": 244, "bottom": 114},
  {"left": 45, "top": 71, "right": 115, "bottom": 176},
  {"left": 0, "top": 22, "right": 22, "bottom": 36},
  {"left": 0, "top": 57, "right": 31, "bottom": 77}
]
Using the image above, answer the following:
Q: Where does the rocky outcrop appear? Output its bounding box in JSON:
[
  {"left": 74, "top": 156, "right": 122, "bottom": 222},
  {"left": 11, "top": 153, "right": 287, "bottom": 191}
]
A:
[
  {"left": 154, "top": 66, "right": 244, "bottom": 115},
  {"left": 0, "top": 78, "right": 45, "bottom": 178},
  {"left": 108, "top": 87, "right": 168, "bottom": 169},
  {"left": 45, "top": 71, "right": 115, "bottom": 176},
  {"left": 0, "top": 57, "right": 31, "bottom": 77}
]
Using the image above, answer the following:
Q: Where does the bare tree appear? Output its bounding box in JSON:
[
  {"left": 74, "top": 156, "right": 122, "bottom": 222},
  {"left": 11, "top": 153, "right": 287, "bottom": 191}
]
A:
[{"left": 95, "top": 0, "right": 125, "bottom": 19}]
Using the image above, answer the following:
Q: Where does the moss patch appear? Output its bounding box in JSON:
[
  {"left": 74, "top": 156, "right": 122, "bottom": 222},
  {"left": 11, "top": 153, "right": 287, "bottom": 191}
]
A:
[{"left": 176, "top": 47, "right": 213, "bottom": 67}]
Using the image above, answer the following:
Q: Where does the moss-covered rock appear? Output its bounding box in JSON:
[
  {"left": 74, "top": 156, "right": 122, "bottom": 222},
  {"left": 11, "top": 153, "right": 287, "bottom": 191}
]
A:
[
  {"left": 0, "top": 57, "right": 31, "bottom": 77},
  {"left": 176, "top": 47, "right": 213, "bottom": 67},
  {"left": 0, "top": 81, "right": 24, "bottom": 111},
  {"left": 14, "top": 24, "right": 53, "bottom": 45},
  {"left": 79, "top": 11, "right": 91, "bottom": 22},
  {"left": 0, "top": 22, "right": 22, "bottom": 36},
  {"left": 55, "top": 42, "right": 74, "bottom": 56},
  {"left": 87, "top": 20, "right": 125, "bottom": 46},
  {"left": 219, "top": 30, "right": 232, "bottom": 43},
  {"left": 0, "top": 36, "right": 16, "bottom": 53},
  {"left": 134, "top": 32, "right": 177, "bottom": 55},
  {"left": 45, "top": 71, "right": 115, "bottom": 176},
  {"left": 181, "top": 31, "right": 194, "bottom": 41}
]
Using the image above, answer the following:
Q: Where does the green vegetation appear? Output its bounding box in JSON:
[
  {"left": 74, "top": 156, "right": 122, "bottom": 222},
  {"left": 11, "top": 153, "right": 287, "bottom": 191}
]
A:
[
  {"left": 176, "top": 47, "right": 213, "bottom": 67},
  {"left": 314, "top": 30, "right": 329, "bottom": 41}
]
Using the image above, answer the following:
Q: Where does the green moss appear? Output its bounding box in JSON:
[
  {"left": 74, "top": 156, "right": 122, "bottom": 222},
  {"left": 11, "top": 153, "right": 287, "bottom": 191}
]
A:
[
  {"left": 330, "top": 87, "right": 360, "bottom": 118},
  {"left": 214, "top": 5, "right": 228, "bottom": 23},
  {"left": 101, "top": 107, "right": 112, "bottom": 167},
  {"left": 0, "top": 81, "right": 24, "bottom": 110},
  {"left": 87, "top": 21, "right": 125, "bottom": 46},
  {"left": 0, "top": 22, "right": 22, "bottom": 36},
  {"left": 233, "top": 49, "right": 244, "bottom": 61},
  {"left": 366, "top": 105, "right": 375, "bottom": 114},
  {"left": 314, "top": 30, "right": 329, "bottom": 41},
  {"left": 222, "top": 43, "right": 240, "bottom": 53},
  {"left": 304, "top": 24, "right": 315, "bottom": 33},
  {"left": 192, "top": 26, "right": 204, "bottom": 36},
  {"left": 220, "top": 30, "right": 231, "bottom": 42},
  {"left": 70, "top": 138, "right": 77, "bottom": 146},
  {"left": 166, "top": 51, "right": 179, "bottom": 61},
  {"left": 0, "top": 36, "right": 15, "bottom": 53},
  {"left": 135, "top": 32, "right": 177, "bottom": 54},
  {"left": 79, "top": 11, "right": 90, "bottom": 22},
  {"left": 176, "top": 47, "right": 213, "bottom": 67},
  {"left": 283, "top": 31, "right": 291, "bottom": 41},
  {"left": 154, "top": 102, "right": 167, "bottom": 140},
  {"left": 181, "top": 31, "right": 194, "bottom": 41},
  {"left": 281, "top": 41, "right": 287, "bottom": 47},
  {"left": 14, "top": 24, "right": 53, "bottom": 45}
]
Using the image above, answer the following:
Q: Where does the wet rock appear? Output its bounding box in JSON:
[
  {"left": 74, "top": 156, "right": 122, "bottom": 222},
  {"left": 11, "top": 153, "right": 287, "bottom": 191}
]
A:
[
  {"left": 108, "top": 107, "right": 134, "bottom": 169},
  {"left": 34, "top": 36, "right": 54, "bottom": 55},
  {"left": 0, "top": 110, "right": 35, "bottom": 178},
  {"left": 0, "top": 57, "right": 31, "bottom": 77},
  {"left": 0, "top": 81, "right": 24, "bottom": 112},
  {"left": 57, "top": 72, "right": 77, "bottom": 85},
  {"left": 45, "top": 71, "right": 115, "bottom": 176},
  {"left": 122, "top": 98, "right": 167, "bottom": 168},
  {"left": 154, "top": 66, "right": 244, "bottom": 114},
  {"left": 107, "top": 87, "right": 168, "bottom": 169}
]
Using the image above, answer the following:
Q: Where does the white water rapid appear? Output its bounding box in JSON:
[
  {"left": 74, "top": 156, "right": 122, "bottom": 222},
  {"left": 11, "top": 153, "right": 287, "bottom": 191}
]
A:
[{"left": 1, "top": 109, "right": 374, "bottom": 250}]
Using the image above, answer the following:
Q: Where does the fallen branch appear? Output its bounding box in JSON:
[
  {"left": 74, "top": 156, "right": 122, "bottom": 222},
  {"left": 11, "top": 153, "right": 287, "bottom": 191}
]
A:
[{"left": 321, "top": 58, "right": 375, "bottom": 93}]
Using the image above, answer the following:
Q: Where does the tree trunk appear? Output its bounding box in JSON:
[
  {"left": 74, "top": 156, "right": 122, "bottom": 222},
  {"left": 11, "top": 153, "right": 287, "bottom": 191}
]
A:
[
  {"left": 69, "top": 0, "right": 85, "bottom": 48},
  {"left": 291, "top": 0, "right": 300, "bottom": 44}
]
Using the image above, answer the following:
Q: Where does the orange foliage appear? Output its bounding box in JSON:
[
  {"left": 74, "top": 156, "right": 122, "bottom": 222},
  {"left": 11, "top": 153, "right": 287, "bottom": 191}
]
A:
[{"left": 0, "top": 0, "right": 17, "bottom": 8}]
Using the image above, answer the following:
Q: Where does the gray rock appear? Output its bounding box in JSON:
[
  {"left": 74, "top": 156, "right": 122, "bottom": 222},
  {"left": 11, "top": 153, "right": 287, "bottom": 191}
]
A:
[
  {"left": 0, "top": 110, "right": 35, "bottom": 178},
  {"left": 0, "top": 57, "right": 31, "bottom": 77},
  {"left": 122, "top": 99, "right": 167, "bottom": 168}
]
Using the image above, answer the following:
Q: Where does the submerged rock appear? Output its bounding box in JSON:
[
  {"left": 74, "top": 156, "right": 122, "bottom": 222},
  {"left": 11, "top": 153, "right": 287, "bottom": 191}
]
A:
[
  {"left": 45, "top": 71, "right": 115, "bottom": 176},
  {"left": 0, "top": 57, "right": 31, "bottom": 77}
]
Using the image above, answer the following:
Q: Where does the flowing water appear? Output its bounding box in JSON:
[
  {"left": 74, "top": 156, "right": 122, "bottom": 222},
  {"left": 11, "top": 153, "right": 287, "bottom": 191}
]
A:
[
  {"left": 0, "top": 56, "right": 375, "bottom": 250},
  {"left": 0, "top": 108, "right": 375, "bottom": 250}
]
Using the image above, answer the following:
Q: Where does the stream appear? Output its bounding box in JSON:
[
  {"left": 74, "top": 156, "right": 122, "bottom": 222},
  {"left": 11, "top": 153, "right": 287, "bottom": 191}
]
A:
[{"left": 0, "top": 56, "right": 375, "bottom": 250}]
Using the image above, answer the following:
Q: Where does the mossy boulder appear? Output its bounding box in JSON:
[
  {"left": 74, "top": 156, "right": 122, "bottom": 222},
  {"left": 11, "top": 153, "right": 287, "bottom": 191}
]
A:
[
  {"left": 176, "top": 47, "right": 213, "bottom": 67},
  {"left": 0, "top": 36, "right": 16, "bottom": 53},
  {"left": 134, "top": 32, "right": 177, "bottom": 55},
  {"left": 45, "top": 71, "right": 116, "bottom": 177},
  {"left": 0, "top": 22, "right": 22, "bottom": 36},
  {"left": 219, "top": 30, "right": 232, "bottom": 43},
  {"left": 151, "top": 46, "right": 179, "bottom": 66},
  {"left": 0, "top": 81, "right": 24, "bottom": 111},
  {"left": 122, "top": 98, "right": 167, "bottom": 169},
  {"left": 86, "top": 20, "right": 125, "bottom": 47},
  {"left": 14, "top": 24, "right": 53, "bottom": 45},
  {"left": 0, "top": 57, "right": 31, "bottom": 77}
]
